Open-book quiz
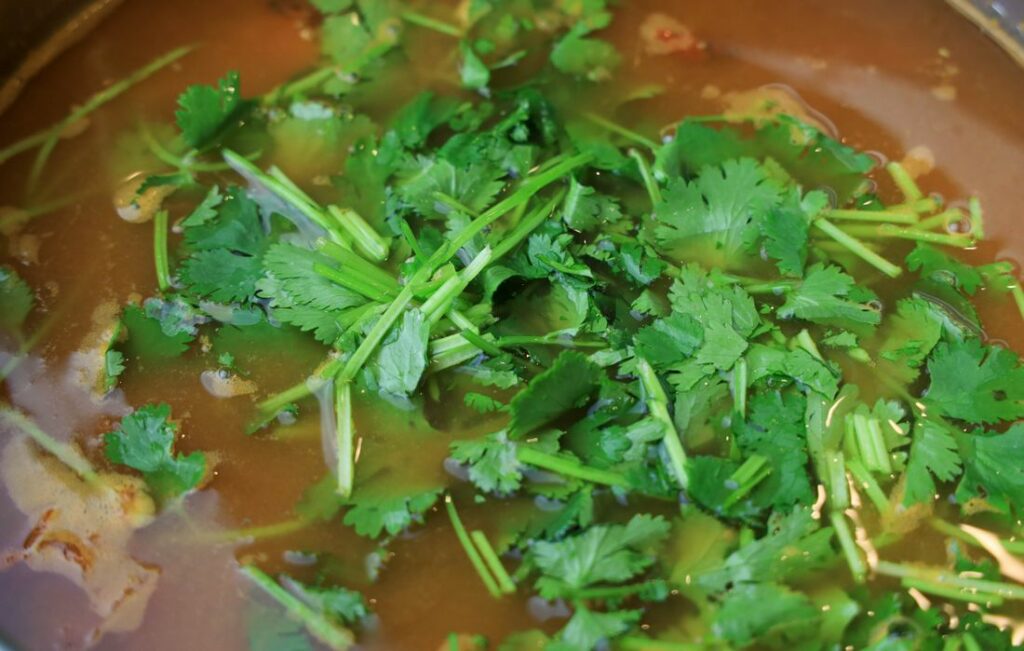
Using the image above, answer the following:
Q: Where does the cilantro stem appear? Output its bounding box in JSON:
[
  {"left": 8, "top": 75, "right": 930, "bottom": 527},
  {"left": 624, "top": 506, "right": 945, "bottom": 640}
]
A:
[
  {"left": 314, "top": 262, "right": 396, "bottom": 302},
  {"left": 12, "top": 45, "right": 193, "bottom": 182},
  {"left": 335, "top": 381, "right": 354, "bottom": 499},
  {"left": 257, "top": 369, "right": 332, "bottom": 415},
  {"left": 731, "top": 357, "right": 748, "bottom": 418},
  {"left": 429, "top": 333, "right": 484, "bottom": 372},
  {"left": 840, "top": 224, "right": 974, "bottom": 248},
  {"left": 327, "top": 206, "right": 390, "bottom": 262},
  {"left": 495, "top": 335, "right": 607, "bottom": 349},
  {"left": 457, "top": 330, "right": 505, "bottom": 358},
  {"left": 875, "top": 560, "right": 1024, "bottom": 600},
  {"left": 583, "top": 112, "right": 660, "bottom": 151},
  {"left": 822, "top": 208, "right": 917, "bottom": 225},
  {"left": 847, "top": 413, "right": 893, "bottom": 475},
  {"left": 206, "top": 517, "right": 310, "bottom": 542},
  {"left": 911, "top": 208, "right": 962, "bottom": 232},
  {"left": 0, "top": 405, "right": 98, "bottom": 483},
  {"left": 515, "top": 446, "right": 629, "bottom": 488},
  {"left": 401, "top": 11, "right": 464, "bottom": 38},
  {"left": 813, "top": 217, "right": 903, "bottom": 278},
  {"left": 241, "top": 565, "right": 355, "bottom": 650},
  {"left": 619, "top": 638, "right": 709, "bottom": 651},
  {"left": 223, "top": 149, "right": 349, "bottom": 245},
  {"left": 629, "top": 149, "right": 663, "bottom": 207},
  {"left": 929, "top": 518, "right": 1024, "bottom": 555},
  {"left": 469, "top": 530, "right": 516, "bottom": 594},
  {"left": 1011, "top": 282, "right": 1024, "bottom": 324},
  {"left": 490, "top": 191, "right": 565, "bottom": 262},
  {"left": 333, "top": 273, "right": 425, "bottom": 384},
  {"left": 830, "top": 510, "right": 866, "bottom": 583},
  {"left": 968, "top": 197, "right": 985, "bottom": 239},
  {"left": 891, "top": 196, "right": 942, "bottom": 214},
  {"left": 449, "top": 152, "right": 593, "bottom": 254},
  {"left": 316, "top": 239, "right": 398, "bottom": 291},
  {"left": 723, "top": 454, "right": 770, "bottom": 508},
  {"left": 637, "top": 358, "right": 689, "bottom": 490},
  {"left": 444, "top": 496, "right": 503, "bottom": 599},
  {"left": 399, "top": 218, "right": 424, "bottom": 259},
  {"left": 153, "top": 209, "right": 172, "bottom": 292},
  {"left": 825, "top": 451, "right": 850, "bottom": 510},
  {"left": 433, "top": 192, "right": 481, "bottom": 218},
  {"left": 902, "top": 578, "right": 1004, "bottom": 606},
  {"left": 886, "top": 161, "right": 924, "bottom": 203},
  {"left": 794, "top": 329, "right": 824, "bottom": 361},
  {"left": 422, "top": 247, "right": 493, "bottom": 324},
  {"left": 845, "top": 457, "right": 891, "bottom": 515}
]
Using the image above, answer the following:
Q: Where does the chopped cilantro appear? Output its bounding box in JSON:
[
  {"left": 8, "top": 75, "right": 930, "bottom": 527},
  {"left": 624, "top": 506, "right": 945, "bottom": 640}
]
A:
[{"left": 103, "top": 403, "right": 206, "bottom": 501}]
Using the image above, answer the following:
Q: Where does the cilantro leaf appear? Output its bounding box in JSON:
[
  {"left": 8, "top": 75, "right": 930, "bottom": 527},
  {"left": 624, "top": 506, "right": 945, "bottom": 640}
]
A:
[
  {"left": 507, "top": 351, "right": 602, "bottom": 438},
  {"left": 634, "top": 313, "right": 703, "bottom": 370},
  {"left": 0, "top": 266, "right": 33, "bottom": 332},
  {"left": 175, "top": 71, "right": 245, "bottom": 149},
  {"left": 528, "top": 513, "right": 670, "bottom": 600},
  {"left": 694, "top": 508, "right": 835, "bottom": 593},
  {"left": 559, "top": 606, "right": 640, "bottom": 650},
  {"left": 180, "top": 186, "right": 268, "bottom": 304},
  {"left": 745, "top": 344, "right": 839, "bottom": 399},
  {"left": 777, "top": 263, "right": 881, "bottom": 328},
  {"left": 257, "top": 242, "right": 368, "bottom": 344},
  {"left": 370, "top": 309, "right": 430, "bottom": 399},
  {"left": 651, "top": 158, "right": 782, "bottom": 271},
  {"left": 760, "top": 188, "right": 826, "bottom": 277},
  {"left": 562, "top": 177, "right": 622, "bottom": 232},
  {"left": 902, "top": 419, "right": 962, "bottom": 506},
  {"left": 713, "top": 583, "right": 821, "bottom": 648},
  {"left": 280, "top": 575, "right": 369, "bottom": 625},
  {"left": 956, "top": 423, "right": 1024, "bottom": 513},
  {"left": 907, "top": 243, "right": 984, "bottom": 294},
  {"left": 103, "top": 403, "right": 206, "bottom": 501},
  {"left": 342, "top": 488, "right": 441, "bottom": 539},
  {"left": 450, "top": 432, "right": 523, "bottom": 494},
  {"left": 181, "top": 185, "right": 223, "bottom": 227},
  {"left": 551, "top": 32, "right": 621, "bottom": 82},
  {"left": 459, "top": 40, "right": 490, "bottom": 91},
  {"left": 120, "top": 303, "right": 194, "bottom": 362},
  {"left": 733, "top": 391, "right": 815, "bottom": 510},
  {"left": 876, "top": 297, "right": 943, "bottom": 384},
  {"left": 924, "top": 339, "right": 1024, "bottom": 425},
  {"left": 657, "top": 118, "right": 874, "bottom": 204}
]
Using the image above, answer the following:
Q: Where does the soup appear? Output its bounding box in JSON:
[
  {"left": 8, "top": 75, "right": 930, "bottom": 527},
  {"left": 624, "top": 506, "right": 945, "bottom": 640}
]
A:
[{"left": 2, "top": 1, "right": 1024, "bottom": 649}]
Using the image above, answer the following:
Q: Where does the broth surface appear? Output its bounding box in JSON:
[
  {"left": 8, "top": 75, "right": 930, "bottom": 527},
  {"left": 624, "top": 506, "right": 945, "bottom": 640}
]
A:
[{"left": 1, "top": 1, "right": 1024, "bottom": 649}]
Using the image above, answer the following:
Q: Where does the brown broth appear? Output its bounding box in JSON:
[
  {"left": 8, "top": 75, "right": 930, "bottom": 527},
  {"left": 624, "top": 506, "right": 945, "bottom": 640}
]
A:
[{"left": 1, "top": 0, "right": 1024, "bottom": 649}]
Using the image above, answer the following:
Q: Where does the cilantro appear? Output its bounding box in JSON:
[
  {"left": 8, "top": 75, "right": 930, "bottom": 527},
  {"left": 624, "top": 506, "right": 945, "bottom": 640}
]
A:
[
  {"left": 924, "top": 339, "right": 1024, "bottom": 425},
  {"left": 561, "top": 177, "right": 622, "bottom": 231},
  {"left": 550, "top": 9, "right": 620, "bottom": 82},
  {"left": 0, "top": 266, "right": 33, "bottom": 332},
  {"left": 175, "top": 71, "right": 245, "bottom": 149},
  {"left": 956, "top": 423, "right": 1024, "bottom": 513},
  {"left": 180, "top": 186, "right": 267, "bottom": 304},
  {"left": 777, "top": 263, "right": 881, "bottom": 328},
  {"left": 713, "top": 583, "right": 820, "bottom": 648},
  {"left": 280, "top": 575, "right": 369, "bottom": 625},
  {"left": 745, "top": 345, "right": 839, "bottom": 399},
  {"left": 120, "top": 303, "right": 194, "bottom": 362},
  {"left": 459, "top": 40, "right": 490, "bottom": 91},
  {"left": 633, "top": 313, "right": 702, "bottom": 369},
  {"left": 103, "top": 403, "right": 206, "bottom": 501},
  {"left": 528, "top": 513, "right": 670, "bottom": 599},
  {"left": 876, "top": 297, "right": 942, "bottom": 383},
  {"left": 651, "top": 158, "right": 782, "bottom": 271},
  {"left": 342, "top": 488, "right": 441, "bottom": 539},
  {"left": 903, "top": 420, "right": 962, "bottom": 506},
  {"left": 506, "top": 351, "right": 602, "bottom": 438},
  {"left": 760, "top": 188, "right": 826, "bottom": 277},
  {"left": 451, "top": 432, "right": 523, "bottom": 494},
  {"left": 732, "top": 391, "right": 815, "bottom": 510},
  {"left": 257, "top": 243, "right": 369, "bottom": 344},
  {"left": 181, "top": 185, "right": 223, "bottom": 227},
  {"left": 463, "top": 392, "right": 505, "bottom": 413},
  {"left": 370, "top": 309, "right": 430, "bottom": 399}
]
